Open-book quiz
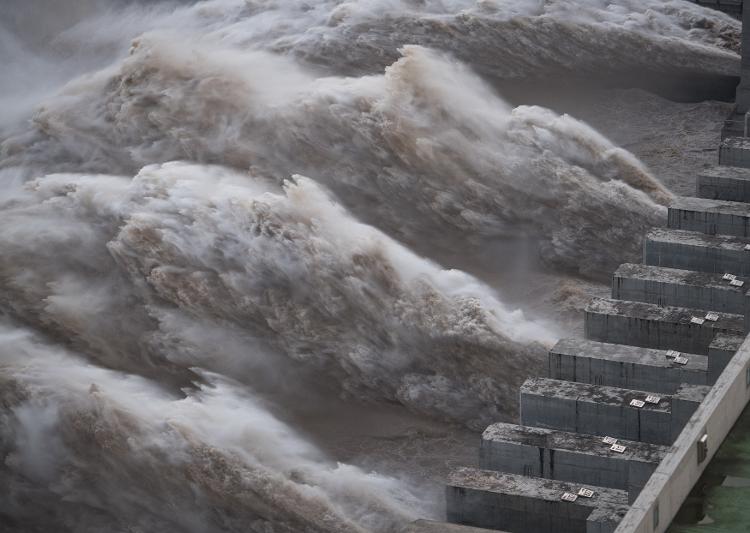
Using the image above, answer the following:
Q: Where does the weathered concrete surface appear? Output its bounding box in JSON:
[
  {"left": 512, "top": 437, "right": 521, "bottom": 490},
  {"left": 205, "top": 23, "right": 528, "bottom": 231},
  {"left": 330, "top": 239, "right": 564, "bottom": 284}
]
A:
[
  {"left": 667, "top": 196, "right": 750, "bottom": 237},
  {"left": 612, "top": 263, "right": 748, "bottom": 315},
  {"left": 613, "top": 335, "right": 750, "bottom": 533},
  {"left": 690, "top": 0, "right": 742, "bottom": 20},
  {"left": 401, "top": 519, "right": 504, "bottom": 533},
  {"left": 643, "top": 228, "right": 750, "bottom": 276},
  {"left": 719, "top": 137, "right": 750, "bottom": 169},
  {"left": 671, "top": 384, "right": 712, "bottom": 440},
  {"left": 584, "top": 297, "right": 744, "bottom": 355},
  {"left": 549, "top": 338, "right": 708, "bottom": 392},
  {"left": 697, "top": 165, "right": 750, "bottom": 203},
  {"left": 480, "top": 422, "right": 667, "bottom": 502},
  {"left": 446, "top": 467, "right": 629, "bottom": 533},
  {"left": 520, "top": 377, "right": 675, "bottom": 445},
  {"left": 709, "top": 332, "right": 745, "bottom": 381}
]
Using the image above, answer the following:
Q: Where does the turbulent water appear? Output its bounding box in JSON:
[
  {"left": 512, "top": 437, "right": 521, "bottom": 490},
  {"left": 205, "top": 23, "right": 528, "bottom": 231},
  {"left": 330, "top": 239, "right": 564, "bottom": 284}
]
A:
[{"left": 0, "top": 1, "right": 738, "bottom": 532}]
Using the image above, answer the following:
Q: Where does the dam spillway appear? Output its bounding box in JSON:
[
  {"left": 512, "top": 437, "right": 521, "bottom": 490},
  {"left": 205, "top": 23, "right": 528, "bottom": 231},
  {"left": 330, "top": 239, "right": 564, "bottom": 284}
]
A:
[{"left": 401, "top": 1, "right": 750, "bottom": 531}]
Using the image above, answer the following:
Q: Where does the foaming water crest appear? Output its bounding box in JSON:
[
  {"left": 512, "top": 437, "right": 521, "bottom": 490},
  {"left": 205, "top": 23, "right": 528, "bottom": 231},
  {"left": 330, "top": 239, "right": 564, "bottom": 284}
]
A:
[
  {"left": 7, "top": 40, "right": 670, "bottom": 277},
  {"left": 0, "top": 325, "right": 423, "bottom": 533}
]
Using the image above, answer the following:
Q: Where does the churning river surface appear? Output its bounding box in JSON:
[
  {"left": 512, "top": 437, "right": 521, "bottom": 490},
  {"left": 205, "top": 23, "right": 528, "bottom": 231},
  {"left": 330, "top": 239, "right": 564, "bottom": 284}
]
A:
[{"left": 0, "top": 1, "right": 740, "bottom": 531}]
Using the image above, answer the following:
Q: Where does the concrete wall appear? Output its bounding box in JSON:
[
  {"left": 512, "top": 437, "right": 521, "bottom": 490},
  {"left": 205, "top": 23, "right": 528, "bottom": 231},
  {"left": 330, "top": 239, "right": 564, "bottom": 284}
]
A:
[
  {"left": 709, "top": 333, "right": 745, "bottom": 382},
  {"left": 643, "top": 228, "right": 750, "bottom": 276},
  {"left": 549, "top": 339, "right": 708, "bottom": 393},
  {"left": 584, "top": 298, "right": 743, "bottom": 355},
  {"left": 696, "top": 166, "right": 750, "bottom": 203},
  {"left": 479, "top": 425, "right": 664, "bottom": 503},
  {"left": 520, "top": 379, "right": 674, "bottom": 445},
  {"left": 668, "top": 197, "right": 750, "bottom": 237},
  {"left": 719, "top": 138, "right": 750, "bottom": 168},
  {"left": 447, "top": 468, "right": 629, "bottom": 533},
  {"left": 612, "top": 263, "right": 747, "bottom": 315},
  {"left": 613, "top": 335, "right": 750, "bottom": 533}
]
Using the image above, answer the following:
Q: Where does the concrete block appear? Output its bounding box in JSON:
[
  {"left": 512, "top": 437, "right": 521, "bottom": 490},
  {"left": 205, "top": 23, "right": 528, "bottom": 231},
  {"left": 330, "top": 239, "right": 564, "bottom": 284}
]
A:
[
  {"left": 612, "top": 263, "right": 748, "bottom": 315},
  {"left": 667, "top": 196, "right": 750, "bottom": 237},
  {"left": 719, "top": 136, "right": 750, "bottom": 168},
  {"left": 670, "top": 384, "right": 711, "bottom": 440},
  {"left": 400, "top": 519, "right": 505, "bottom": 533},
  {"left": 643, "top": 228, "right": 750, "bottom": 276},
  {"left": 696, "top": 165, "right": 750, "bottom": 203},
  {"left": 548, "top": 338, "right": 708, "bottom": 392},
  {"left": 446, "top": 467, "right": 629, "bottom": 533},
  {"left": 480, "top": 423, "right": 667, "bottom": 502},
  {"left": 708, "top": 333, "right": 745, "bottom": 381},
  {"left": 519, "top": 377, "right": 674, "bottom": 445},
  {"left": 584, "top": 297, "right": 743, "bottom": 355}
]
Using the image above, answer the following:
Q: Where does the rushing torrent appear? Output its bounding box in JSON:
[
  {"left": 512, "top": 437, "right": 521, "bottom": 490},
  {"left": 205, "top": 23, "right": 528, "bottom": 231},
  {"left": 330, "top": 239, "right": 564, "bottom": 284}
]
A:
[{"left": 0, "top": 0, "right": 730, "bottom": 531}]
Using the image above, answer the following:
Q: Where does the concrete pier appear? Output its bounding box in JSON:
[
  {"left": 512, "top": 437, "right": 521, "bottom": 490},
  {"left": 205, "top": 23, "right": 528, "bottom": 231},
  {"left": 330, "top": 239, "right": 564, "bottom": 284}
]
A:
[
  {"left": 667, "top": 197, "right": 750, "bottom": 237},
  {"left": 696, "top": 166, "right": 750, "bottom": 203},
  {"left": 548, "top": 338, "right": 708, "bottom": 392},
  {"left": 643, "top": 228, "right": 750, "bottom": 276},
  {"left": 671, "top": 384, "right": 712, "bottom": 440},
  {"left": 446, "top": 467, "right": 629, "bottom": 533},
  {"left": 708, "top": 333, "right": 745, "bottom": 382},
  {"left": 584, "top": 297, "right": 744, "bottom": 355},
  {"left": 480, "top": 423, "right": 667, "bottom": 502},
  {"left": 719, "top": 137, "right": 750, "bottom": 169},
  {"left": 612, "top": 263, "right": 748, "bottom": 315},
  {"left": 520, "top": 378, "right": 680, "bottom": 445}
]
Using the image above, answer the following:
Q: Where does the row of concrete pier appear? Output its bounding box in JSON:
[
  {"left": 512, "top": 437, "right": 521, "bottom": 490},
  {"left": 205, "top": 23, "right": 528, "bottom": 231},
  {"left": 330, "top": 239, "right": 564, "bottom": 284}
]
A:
[{"left": 404, "top": 138, "right": 750, "bottom": 532}]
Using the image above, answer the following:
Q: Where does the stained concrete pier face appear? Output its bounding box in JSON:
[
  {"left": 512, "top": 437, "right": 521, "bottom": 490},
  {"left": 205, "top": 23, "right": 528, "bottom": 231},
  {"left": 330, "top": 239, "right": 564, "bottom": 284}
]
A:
[
  {"left": 719, "top": 137, "right": 750, "bottom": 169},
  {"left": 667, "top": 197, "right": 750, "bottom": 237},
  {"left": 697, "top": 166, "right": 750, "bottom": 203},
  {"left": 709, "top": 333, "right": 745, "bottom": 381},
  {"left": 446, "top": 467, "right": 628, "bottom": 533},
  {"left": 480, "top": 423, "right": 667, "bottom": 502},
  {"left": 612, "top": 263, "right": 748, "bottom": 315},
  {"left": 519, "top": 378, "right": 674, "bottom": 445},
  {"left": 584, "top": 297, "right": 744, "bottom": 355},
  {"left": 643, "top": 228, "right": 750, "bottom": 276},
  {"left": 548, "top": 338, "right": 708, "bottom": 393}
]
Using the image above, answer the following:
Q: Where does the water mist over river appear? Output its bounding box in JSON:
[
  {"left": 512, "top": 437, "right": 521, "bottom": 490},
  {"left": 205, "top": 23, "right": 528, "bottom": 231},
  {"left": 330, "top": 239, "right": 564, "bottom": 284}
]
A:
[{"left": 0, "top": 1, "right": 738, "bottom": 531}]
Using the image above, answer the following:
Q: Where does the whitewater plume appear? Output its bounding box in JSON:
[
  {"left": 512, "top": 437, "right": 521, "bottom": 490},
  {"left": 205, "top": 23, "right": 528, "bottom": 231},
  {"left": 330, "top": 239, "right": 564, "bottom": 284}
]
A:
[
  {"left": 0, "top": 162, "right": 551, "bottom": 426},
  {"left": 0, "top": 324, "right": 424, "bottom": 533},
  {"left": 5, "top": 42, "right": 670, "bottom": 278}
]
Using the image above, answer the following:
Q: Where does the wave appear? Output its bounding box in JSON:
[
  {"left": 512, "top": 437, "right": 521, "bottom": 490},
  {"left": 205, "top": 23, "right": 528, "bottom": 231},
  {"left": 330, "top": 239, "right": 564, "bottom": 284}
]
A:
[
  {"left": 4, "top": 42, "right": 671, "bottom": 278},
  {"left": 0, "top": 324, "right": 424, "bottom": 533},
  {"left": 0, "top": 163, "right": 552, "bottom": 427}
]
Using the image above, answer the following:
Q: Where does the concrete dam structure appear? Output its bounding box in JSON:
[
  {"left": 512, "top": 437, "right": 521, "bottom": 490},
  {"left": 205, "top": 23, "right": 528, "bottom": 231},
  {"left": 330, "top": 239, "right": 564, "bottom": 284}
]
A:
[{"left": 404, "top": 2, "right": 750, "bottom": 532}]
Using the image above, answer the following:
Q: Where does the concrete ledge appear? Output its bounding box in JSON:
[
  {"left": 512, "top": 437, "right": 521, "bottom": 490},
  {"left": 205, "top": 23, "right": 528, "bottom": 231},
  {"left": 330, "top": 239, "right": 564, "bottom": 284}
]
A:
[
  {"left": 667, "top": 196, "right": 750, "bottom": 237},
  {"left": 613, "top": 334, "right": 750, "bottom": 533},
  {"left": 549, "top": 338, "right": 708, "bottom": 392},
  {"left": 612, "top": 263, "right": 748, "bottom": 315},
  {"left": 697, "top": 166, "right": 750, "bottom": 203},
  {"left": 584, "top": 297, "right": 744, "bottom": 355},
  {"left": 643, "top": 228, "right": 750, "bottom": 276},
  {"left": 446, "top": 467, "right": 629, "bottom": 533},
  {"left": 519, "top": 377, "right": 696, "bottom": 445},
  {"left": 480, "top": 422, "right": 667, "bottom": 502},
  {"left": 719, "top": 136, "right": 750, "bottom": 169}
]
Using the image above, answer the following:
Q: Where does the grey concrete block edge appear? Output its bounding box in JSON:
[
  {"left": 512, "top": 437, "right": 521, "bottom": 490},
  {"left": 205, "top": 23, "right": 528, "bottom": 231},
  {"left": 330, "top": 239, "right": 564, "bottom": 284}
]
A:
[{"left": 613, "top": 333, "right": 750, "bottom": 533}]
